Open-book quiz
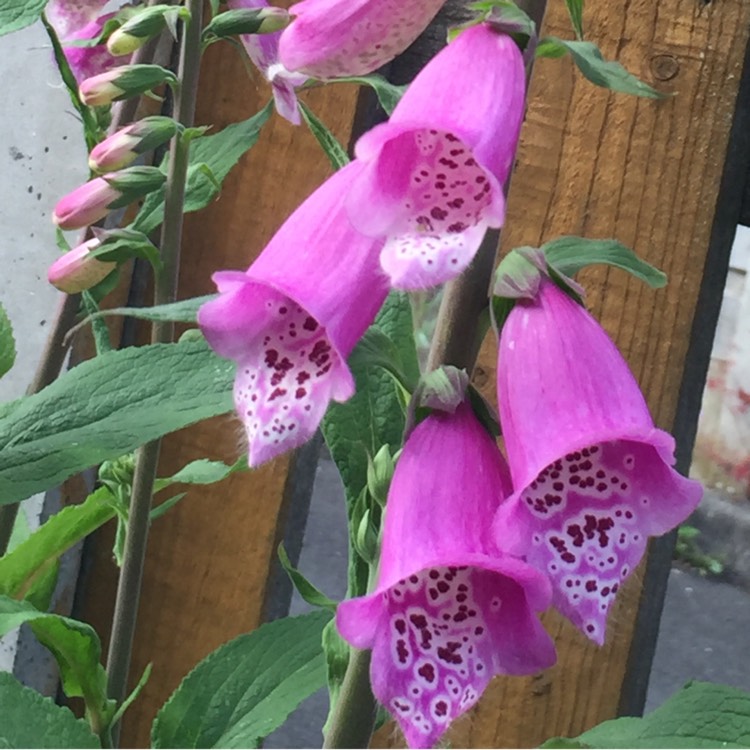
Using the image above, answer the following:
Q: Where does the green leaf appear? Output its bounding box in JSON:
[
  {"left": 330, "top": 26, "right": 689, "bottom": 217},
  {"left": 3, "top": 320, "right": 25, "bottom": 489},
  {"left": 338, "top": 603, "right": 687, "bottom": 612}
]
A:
[
  {"left": 278, "top": 543, "right": 337, "bottom": 611},
  {"left": 154, "top": 456, "right": 247, "bottom": 492},
  {"left": 0, "top": 671, "right": 100, "bottom": 748},
  {"left": 330, "top": 75, "right": 407, "bottom": 116},
  {"left": 0, "top": 0, "right": 48, "bottom": 36},
  {"left": 542, "top": 682, "right": 750, "bottom": 748},
  {"left": 6, "top": 507, "right": 30, "bottom": 553},
  {"left": 0, "top": 487, "right": 117, "bottom": 600},
  {"left": 76, "top": 295, "right": 216, "bottom": 335},
  {"left": 536, "top": 38, "right": 665, "bottom": 98},
  {"left": 542, "top": 236, "right": 667, "bottom": 288},
  {"left": 152, "top": 610, "right": 331, "bottom": 749},
  {"left": 0, "top": 301, "right": 16, "bottom": 379},
  {"left": 0, "top": 596, "right": 111, "bottom": 727},
  {"left": 565, "top": 0, "right": 584, "bottom": 39},
  {"left": 133, "top": 103, "right": 273, "bottom": 234},
  {"left": 321, "top": 292, "right": 418, "bottom": 595},
  {"left": 0, "top": 339, "right": 234, "bottom": 506},
  {"left": 299, "top": 101, "right": 350, "bottom": 170}
]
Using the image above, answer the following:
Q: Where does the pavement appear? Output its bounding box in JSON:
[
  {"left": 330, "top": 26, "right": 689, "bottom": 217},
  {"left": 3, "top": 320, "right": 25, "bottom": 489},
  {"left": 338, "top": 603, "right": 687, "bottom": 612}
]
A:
[{"left": 268, "top": 457, "right": 750, "bottom": 748}]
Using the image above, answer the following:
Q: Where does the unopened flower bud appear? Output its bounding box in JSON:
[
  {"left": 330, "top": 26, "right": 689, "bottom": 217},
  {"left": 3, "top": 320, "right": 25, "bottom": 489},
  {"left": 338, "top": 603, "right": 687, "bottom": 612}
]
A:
[
  {"left": 47, "top": 238, "right": 116, "bottom": 293},
  {"left": 78, "top": 64, "right": 177, "bottom": 106},
  {"left": 53, "top": 166, "right": 166, "bottom": 230},
  {"left": 203, "top": 6, "right": 290, "bottom": 40},
  {"left": 366, "top": 445, "right": 396, "bottom": 508},
  {"left": 89, "top": 116, "right": 179, "bottom": 172},
  {"left": 106, "top": 5, "right": 186, "bottom": 56}
]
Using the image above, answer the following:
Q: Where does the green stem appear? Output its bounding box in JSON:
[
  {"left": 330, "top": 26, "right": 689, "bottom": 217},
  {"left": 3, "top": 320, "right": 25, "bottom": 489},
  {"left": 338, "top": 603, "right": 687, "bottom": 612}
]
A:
[
  {"left": 322, "top": 648, "right": 378, "bottom": 750},
  {"left": 105, "top": 0, "right": 203, "bottom": 738}
]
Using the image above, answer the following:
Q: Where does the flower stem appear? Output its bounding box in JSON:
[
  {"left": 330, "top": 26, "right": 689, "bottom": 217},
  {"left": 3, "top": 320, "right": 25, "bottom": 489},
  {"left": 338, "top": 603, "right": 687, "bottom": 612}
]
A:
[
  {"left": 105, "top": 0, "right": 203, "bottom": 736},
  {"left": 322, "top": 647, "right": 377, "bottom": 749}
]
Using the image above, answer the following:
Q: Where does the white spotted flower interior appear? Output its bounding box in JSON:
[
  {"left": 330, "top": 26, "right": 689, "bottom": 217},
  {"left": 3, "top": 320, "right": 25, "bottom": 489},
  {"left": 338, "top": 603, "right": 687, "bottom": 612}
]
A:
[
  {"left": 337, "top": 403, "right": 555, "bottom": 749},
  {"left": 493, "top": 279, "right": 703, "bottom": 645},
  {"left": 198, "top": 162, "right": 388, "bottom": 467},
  {"left": 344, "top": 24, "right": 525, "bottom": 290},
  {"left": 278, "top": 0, "right": 446, "bottom": 79}
]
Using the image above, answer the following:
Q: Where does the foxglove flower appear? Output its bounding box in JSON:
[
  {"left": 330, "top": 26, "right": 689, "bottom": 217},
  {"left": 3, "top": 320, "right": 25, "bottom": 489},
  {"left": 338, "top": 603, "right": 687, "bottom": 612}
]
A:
[
  {"left": 337, "top": 403, "right": 555, "bottom": 749},
  {"left": 278, "top": 0, "right": 445, "bottom": 79},
  {"left": 46, "top": 1, "right": 128, "bottom": 83},
  {"left": 493, "top": 279, "right": 703, "bottom": 645},
  {"left": 345, "top": 24, "right": 525, "bottom": 290},
  {"left": 198, "top": 162, "right": 389, "bottom": 467},
  {"left": 229, "top": 0, "right": 307, "bottom": 124},
  {"left": 88, "top": 116, "right": 178, "bottom": 172}
]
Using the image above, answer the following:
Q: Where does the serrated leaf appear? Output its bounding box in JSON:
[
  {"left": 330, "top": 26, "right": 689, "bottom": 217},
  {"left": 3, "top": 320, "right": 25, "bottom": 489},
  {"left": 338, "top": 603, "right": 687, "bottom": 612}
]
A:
[
  {"left": 0, "top": 340, "right": 234, "bottom": 506},
  {"left": 542, "top": 236, "right": 667, "bottom": 288},
  {"left": 278, "top": 543, "right": 337, "bottom": 611},
  {"left": 299, "top": 102, "right": 350, "bottom": 170},
  {"left": 0, "top": 487, "right": 117, "bottom": 600},
  {"left": 0, "top": 596, "right": 110, "bottom": 723},
  {"left": 133, "top": 103, "right": 272, "bottom": 234},
  {"left": 331, "top": 75, "right": 407, "bottom": 116},
  {"left": 0, "top": 0, "right": 48, "bottom": 36},
  {"left": 0, "top": 671, "right": 100, "bottom": 748},
  {"left": 0, "top": 301, "right": 16, "bottom": 379},
  {"left": 565, "top": 0, "right": 584, "bottom": 39},
  {"left": 542, "top": 682, "right": 750, "bottom": 748},
  {"left": 151, "top": 610, "right": 331, "bottom": 749},
  {"left": 537, "top": 38, "right": 665, "bottom": 98}
]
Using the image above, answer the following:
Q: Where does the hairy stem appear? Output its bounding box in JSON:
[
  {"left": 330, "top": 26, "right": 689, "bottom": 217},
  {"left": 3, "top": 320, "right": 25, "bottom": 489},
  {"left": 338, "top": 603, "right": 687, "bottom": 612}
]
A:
[{"left": 105, "top": 0, "right": 203, "bottom": 733}]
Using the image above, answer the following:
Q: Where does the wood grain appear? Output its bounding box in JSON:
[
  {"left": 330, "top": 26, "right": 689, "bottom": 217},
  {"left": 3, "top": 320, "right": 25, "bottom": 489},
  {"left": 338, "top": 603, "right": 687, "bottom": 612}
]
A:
[
  {"left": 455, "top": 0, "right": 750, "bottom": 747},
  {"left": 74, "top": 31, "right": 362, "bottom": 748}
]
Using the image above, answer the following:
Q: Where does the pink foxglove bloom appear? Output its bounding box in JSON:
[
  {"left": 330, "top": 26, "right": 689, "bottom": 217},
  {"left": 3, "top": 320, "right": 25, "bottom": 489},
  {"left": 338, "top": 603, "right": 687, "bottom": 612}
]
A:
[
  {"left": 229, "top": 0, "right": 307, "bottom": 124},
  {"left": 46, "top": 1, "right": 128, "bottom": 83},
  {"left": 48, "top": 237, "right": 115, "bottom": 293},
  {"left": 493, "top": 280, "right": 703, "bottom": 645},
  {"left": 198, "top": 162, "right": 389, "bottom": 467},
  {"left": 345, "top": 24, "right": 525, "bottom": 290},
  {"left": 278, "top": 0, "right": 445, "bottom": 79},
  {"left": 337, "top": 403, "right": 555, "bottom": 749}
]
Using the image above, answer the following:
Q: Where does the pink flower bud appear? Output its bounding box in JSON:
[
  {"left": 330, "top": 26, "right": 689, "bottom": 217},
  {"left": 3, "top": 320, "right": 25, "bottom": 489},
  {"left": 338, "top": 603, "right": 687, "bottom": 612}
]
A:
[
  {"left": 47, "top": 238, "right": 116, "bottom": 294},
  {"left": 53, "top": 177, "right": 120, "bottom": 230},
  {"left": 78, "top": 68, "right": 126, "bottom": 106},
  {"left": 88, "top": 116, "right": 178, "bottom": 173}
]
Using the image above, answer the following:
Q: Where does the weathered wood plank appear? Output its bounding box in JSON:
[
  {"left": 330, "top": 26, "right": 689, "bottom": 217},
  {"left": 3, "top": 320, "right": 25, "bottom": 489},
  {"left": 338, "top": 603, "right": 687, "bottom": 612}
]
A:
[
  {"left": 74, "top": 31, "right": 362, "bottom": 748},
  {"left": 451, "top": 1, "right": 750, "bottom": 747}
]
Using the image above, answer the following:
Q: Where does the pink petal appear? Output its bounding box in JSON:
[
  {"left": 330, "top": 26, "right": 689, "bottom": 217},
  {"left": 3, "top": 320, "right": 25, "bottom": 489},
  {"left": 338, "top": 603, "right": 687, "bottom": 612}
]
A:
[
  {"left": 337, "top": 404, "right": 555, "bottom": 748},
  {"left": 198, "top": 162, "right": 389, "bottom": 467},
  {"left": 494, "top": 279, "right": 703, "bottom": 643},
  {"left": 347, "top": 25, "right": 524, "bottom": 289},
  {"left": 46, "top": 0, "right": 108, "bottom": 39},
  {"left": 278, "top": 0, "right": 445, "bottom": 79},
  {"left": 229, "top": 0, "right": 307, "bottom": 124}
]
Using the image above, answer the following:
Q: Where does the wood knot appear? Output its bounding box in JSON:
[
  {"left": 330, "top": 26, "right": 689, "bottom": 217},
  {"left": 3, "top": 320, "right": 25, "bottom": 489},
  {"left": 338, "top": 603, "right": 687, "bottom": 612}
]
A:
[
  {"left": 472, "top": 366, "right": 489, "bottom": 388},
  {"left": 650, "top": 54, "right": 680, "bottom": 81}
]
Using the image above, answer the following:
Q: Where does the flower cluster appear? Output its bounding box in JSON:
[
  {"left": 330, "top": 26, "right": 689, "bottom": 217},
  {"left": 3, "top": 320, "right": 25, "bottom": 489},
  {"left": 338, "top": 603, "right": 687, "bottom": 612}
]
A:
[{"left": 194, "top": 7, "right": 702, "bottom": 747}]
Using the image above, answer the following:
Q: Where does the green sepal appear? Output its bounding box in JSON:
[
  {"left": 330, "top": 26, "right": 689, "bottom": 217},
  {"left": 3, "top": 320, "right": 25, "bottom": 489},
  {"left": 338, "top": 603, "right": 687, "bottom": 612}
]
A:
[
  {"left": 202, "top": 7, "right": 289, "bottom": 41},
  {"left": 327, "top": 75, "right": 407, "bottom": 116},
  {"left": 415, "top": 365, "right": 469, "bottom": 414},
  {"left": 277, "top": 543, "right": 337, "bottom": 611},
  {"left": 104, "top": 166, "right": 167, "bottom": 209},
  {"left": 366, "top": 444, "right": 397, "bottom": 509},
  {"left": 110, "top": 64, "right": 178, "bottom": 101},
  {"left": 565, "top": 0, "right": 584, "bottom": 39},
  {"left": 89, "top": 228, "right": 163, "bottom": 271},
  {"left": 299, "top": 101, "right": 350, "bottom": 170}
]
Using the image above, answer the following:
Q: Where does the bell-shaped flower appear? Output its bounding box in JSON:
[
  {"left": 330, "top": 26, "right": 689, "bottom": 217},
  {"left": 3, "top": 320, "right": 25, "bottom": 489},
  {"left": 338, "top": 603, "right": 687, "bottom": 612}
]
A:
[
  {"left": 46, "top": 1, "right": 129, "bottom": 83},
  {"left": 278, "top": 0, "right": 445, "bottom": 79},
  {"left": 229, "top": 0, "right": 307, "bottom": 125},
  {"left": 198, "top": 162, "right": 389, "bottom": 467},
  {"left": 345, "top": 23, "right": 525, "bottom": 290},
  {"left": 493, "top": 279, "right": 703, "bottom": 645},
  {"left": 337, "top": 402, "right": 555, "bottom": 749}
]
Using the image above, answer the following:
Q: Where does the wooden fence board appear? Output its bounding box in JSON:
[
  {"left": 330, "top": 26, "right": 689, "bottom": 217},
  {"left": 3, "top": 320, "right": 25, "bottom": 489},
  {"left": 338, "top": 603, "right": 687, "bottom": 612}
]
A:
[
  {"left": 74, "top": 32, "right": 362, "bottom": 747},
  {"left": 447, "top": 0, "right": 750, "bottom": 747}
]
